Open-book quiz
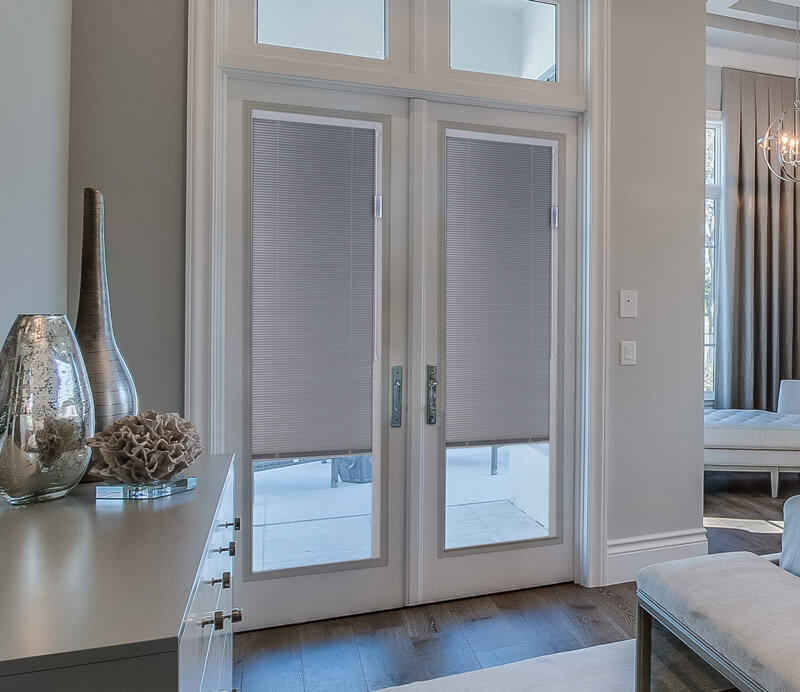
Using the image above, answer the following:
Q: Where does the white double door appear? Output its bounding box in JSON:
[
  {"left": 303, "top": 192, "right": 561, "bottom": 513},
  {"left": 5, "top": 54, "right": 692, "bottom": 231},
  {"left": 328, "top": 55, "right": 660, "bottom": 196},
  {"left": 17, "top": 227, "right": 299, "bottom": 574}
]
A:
[{"left": 225, "top": 82, "right": 578, "bottom": 628}]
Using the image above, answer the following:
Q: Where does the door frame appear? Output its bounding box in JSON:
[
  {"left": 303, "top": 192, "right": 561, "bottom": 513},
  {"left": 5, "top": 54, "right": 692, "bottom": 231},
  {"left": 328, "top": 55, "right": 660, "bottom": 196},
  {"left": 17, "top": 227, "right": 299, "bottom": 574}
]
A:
[{"left": 184, "top": 1, "right": 614, "bottom": 629}]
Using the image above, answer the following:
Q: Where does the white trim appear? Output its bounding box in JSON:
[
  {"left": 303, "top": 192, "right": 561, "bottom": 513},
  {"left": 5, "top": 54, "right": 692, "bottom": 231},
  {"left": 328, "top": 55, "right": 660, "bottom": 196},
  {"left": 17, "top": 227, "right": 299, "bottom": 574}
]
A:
[
  {"left": 405, "top": 98, "right": 428, "bottom": 606},
  {"left": 575, "top": 0, "right": 610, "bottom": 588},
  {"left": 605, "top": 529, "right": 709, "bottom": 585},
  {"left": 706, "top": 46, "right": 798, "bottom": 79},
  {"left": 185, "top": 0, "right": 228, "bottom": 453}
]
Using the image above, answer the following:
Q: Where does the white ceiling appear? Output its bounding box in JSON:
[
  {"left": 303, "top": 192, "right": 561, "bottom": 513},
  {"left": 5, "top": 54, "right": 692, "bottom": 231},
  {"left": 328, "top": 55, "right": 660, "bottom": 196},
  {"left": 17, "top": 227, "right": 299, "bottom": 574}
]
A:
[{"left": 707, "top": 0, "right": 800, "bottom": 28}]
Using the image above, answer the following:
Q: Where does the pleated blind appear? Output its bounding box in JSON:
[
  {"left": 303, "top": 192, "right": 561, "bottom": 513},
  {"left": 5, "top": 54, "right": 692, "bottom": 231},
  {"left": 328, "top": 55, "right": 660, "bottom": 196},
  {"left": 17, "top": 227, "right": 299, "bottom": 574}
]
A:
[
  {"left": 250, "top": 116, "right": 376, "bottom": 459},
  {"left": 444, "top": 134, "right": 553, "bottom": 446}
]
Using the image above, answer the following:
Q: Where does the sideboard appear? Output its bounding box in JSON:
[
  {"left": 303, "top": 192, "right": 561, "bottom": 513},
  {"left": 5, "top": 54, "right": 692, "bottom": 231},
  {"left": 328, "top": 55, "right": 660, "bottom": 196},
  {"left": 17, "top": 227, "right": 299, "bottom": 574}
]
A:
[{"left": 0, "top": 453, "right": 239, "bottom": 692}]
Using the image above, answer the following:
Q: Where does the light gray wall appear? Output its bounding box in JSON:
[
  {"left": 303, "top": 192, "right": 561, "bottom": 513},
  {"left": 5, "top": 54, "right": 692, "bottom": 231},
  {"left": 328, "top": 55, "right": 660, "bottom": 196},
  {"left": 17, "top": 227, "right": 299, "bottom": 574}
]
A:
[
  {"left": 68, "top": 0, "right": 187, "bottom": 414},
  {"left": 606, "top": 0, "right": 706, "bottom": 541},
  {"left": 0, "top": 1, "right": 72, "bottom": 340}
]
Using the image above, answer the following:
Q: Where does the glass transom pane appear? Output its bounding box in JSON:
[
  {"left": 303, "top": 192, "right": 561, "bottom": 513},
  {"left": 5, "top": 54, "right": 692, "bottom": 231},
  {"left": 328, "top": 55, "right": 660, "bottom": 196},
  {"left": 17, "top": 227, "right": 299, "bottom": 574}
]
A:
[
  {"left": 257, "top": 0, "right": 386, "bottom": 60},
  {"left": 450, "top": 0, "right": 557, "bottom": 82}
]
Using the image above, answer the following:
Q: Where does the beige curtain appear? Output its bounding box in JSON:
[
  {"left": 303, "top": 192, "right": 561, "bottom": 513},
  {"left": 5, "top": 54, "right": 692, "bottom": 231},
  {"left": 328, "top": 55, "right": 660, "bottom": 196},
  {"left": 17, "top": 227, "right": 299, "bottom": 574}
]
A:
[{"left": 717, "top": 68, "right": 800, "bottom": 410}]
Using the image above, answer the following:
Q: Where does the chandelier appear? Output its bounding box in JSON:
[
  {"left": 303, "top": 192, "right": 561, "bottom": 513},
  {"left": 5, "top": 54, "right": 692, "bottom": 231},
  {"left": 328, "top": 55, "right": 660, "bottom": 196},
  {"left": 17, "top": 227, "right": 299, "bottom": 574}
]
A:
[{"left": 758, "top": 6, "right": 800, "bottom": 183}]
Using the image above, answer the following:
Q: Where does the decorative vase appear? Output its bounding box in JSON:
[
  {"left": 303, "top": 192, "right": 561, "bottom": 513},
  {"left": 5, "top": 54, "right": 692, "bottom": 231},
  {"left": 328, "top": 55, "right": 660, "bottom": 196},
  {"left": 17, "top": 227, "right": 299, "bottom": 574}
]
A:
[
  {"left": 75, "top": 187, "right": 138, "bottom": 481},
  {"left": 0, "top": 315, "right": 95, "bottom": 504}
]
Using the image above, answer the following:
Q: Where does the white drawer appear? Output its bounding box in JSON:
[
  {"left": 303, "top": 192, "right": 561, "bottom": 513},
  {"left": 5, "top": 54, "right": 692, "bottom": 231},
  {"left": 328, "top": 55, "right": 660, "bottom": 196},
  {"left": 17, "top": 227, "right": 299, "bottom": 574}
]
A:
[
  {"left": 178, "top": 586, "right": 214, "bottom": 692},
  {"left": 180, "top": 462, "right": 237, "bottom": 692},
  {"left": 201, "top": 624, "right": 232, "bottom": 692}
]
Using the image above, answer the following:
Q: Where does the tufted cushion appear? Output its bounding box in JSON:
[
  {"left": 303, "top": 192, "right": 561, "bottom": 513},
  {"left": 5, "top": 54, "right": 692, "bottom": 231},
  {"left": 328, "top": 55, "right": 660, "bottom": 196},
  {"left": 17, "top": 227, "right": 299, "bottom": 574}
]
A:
[
  {"left": 638, "top": 552, "right": 800, "bottom": 691},
  {"left": 704, "top": 409, "right": 800, "bottom": 450}
]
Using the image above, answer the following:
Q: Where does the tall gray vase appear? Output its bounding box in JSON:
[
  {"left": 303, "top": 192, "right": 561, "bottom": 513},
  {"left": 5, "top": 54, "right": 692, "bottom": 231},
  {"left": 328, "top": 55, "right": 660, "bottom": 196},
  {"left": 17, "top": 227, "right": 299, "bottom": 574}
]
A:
[{"left": 75, "top": 187, "right": 138, "bottom": 481}]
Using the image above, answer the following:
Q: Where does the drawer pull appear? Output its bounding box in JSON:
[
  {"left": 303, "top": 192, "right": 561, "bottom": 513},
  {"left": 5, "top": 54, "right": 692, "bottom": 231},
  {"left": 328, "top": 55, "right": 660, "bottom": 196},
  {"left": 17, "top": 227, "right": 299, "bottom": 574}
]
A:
[
  {"left": 210, "top": 571, "right": 231, "bottom": 589},
  {"left": 201, "top": 608, "right": 243, "bottom": 631},
  {"left": 215, "top": 541, "right": 236, "bottom": 556},
  {"left": 220, "top": 516, "right": 241, "bottom": 531}
]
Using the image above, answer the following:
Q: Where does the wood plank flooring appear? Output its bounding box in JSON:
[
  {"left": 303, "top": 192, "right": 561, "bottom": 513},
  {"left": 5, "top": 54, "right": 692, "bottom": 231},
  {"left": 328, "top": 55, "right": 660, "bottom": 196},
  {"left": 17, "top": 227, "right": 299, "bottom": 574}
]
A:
[
  {"left": 234, "top": 582, "right": 636, "bottom": 692},
  {"left": 235, "top": 473, "right": 790, "bottom": 691},
  {"left": 704, "top": 470, "right": 800, "bottom": 554}
]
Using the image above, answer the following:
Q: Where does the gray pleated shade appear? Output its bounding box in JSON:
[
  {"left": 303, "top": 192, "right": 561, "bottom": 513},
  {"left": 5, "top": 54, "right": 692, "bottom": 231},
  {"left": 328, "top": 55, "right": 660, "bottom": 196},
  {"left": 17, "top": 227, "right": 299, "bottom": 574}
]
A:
[
  {"left": 250, "top": 116, "right": 376, "bottom": 459},
  {"left": 444, "top": 134, "right": 553, "bottom": 446}
]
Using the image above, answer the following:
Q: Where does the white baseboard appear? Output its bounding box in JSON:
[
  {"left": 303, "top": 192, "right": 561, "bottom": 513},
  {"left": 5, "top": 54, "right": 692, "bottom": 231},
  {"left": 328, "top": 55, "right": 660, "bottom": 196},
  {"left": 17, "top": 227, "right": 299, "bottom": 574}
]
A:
[{"left": 605, "top": 528, "right": 708, "bottom": 584}]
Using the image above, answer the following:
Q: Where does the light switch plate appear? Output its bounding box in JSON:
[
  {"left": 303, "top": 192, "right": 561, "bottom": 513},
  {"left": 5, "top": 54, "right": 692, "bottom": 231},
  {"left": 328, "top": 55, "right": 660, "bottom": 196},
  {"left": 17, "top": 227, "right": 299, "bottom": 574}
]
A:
[
  {"left": 620, "top": 290, "right": 638, "bottom": 318},
  {"left": 620, "top": 340, "right": 637, "bottom": 366}
]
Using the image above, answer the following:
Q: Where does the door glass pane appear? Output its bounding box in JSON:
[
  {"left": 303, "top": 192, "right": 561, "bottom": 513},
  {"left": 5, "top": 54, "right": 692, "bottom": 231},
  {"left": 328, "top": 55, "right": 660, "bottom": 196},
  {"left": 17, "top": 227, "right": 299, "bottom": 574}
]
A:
[
  {"left": 450, "top": 0, "right": 557, "bottom": 82},
  {"left": 250, "top": 112, "right": 380, "bottom": 572},
  {"left": 443, "top": 132, "right": 555, "bottom": 550},
  {"left": 445, "top": 444, "right": 551, "bottom": 549},
  {"left": 257, "top": 0, "right": 386, "bottom": 60},
  {"left": 253, "top": 455, "right": 373, "bottom": 571}
]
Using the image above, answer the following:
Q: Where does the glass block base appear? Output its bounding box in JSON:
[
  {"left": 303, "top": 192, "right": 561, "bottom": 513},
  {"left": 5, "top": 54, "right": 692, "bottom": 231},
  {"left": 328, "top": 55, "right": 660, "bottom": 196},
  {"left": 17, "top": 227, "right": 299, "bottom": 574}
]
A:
[{"left": 95, "top": 476, "right": 197, "bottom": 500}]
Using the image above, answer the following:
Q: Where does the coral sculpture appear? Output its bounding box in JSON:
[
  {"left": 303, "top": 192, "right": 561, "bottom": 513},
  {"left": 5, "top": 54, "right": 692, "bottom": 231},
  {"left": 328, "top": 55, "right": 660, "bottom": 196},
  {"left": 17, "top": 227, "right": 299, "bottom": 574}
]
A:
[
  {"left": 88, "top": 411, "right": 202, "bottom": 483},
  {"left": 35, "top": 418, "right": 82, "bottom": 470}
]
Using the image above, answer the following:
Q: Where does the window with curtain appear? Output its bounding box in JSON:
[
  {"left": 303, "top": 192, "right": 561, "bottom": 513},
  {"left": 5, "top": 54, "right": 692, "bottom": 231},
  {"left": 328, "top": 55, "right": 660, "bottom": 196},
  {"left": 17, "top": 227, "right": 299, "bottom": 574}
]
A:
[{"left": 705, "top": 120, "right": 721, "bottom": 401}]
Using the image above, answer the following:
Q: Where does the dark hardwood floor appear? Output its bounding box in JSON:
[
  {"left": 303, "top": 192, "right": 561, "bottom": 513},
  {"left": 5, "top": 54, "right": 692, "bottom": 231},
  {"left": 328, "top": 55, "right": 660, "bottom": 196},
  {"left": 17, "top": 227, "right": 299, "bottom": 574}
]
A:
[
  {"left": 704, "top": 469, "right": 799, "bottom": 554},
  {"left": 234, "top": 472, "right": 793, "bottom": 691},
  {"left": 234, "top": 582, "right": 637, "bottom": 691}
]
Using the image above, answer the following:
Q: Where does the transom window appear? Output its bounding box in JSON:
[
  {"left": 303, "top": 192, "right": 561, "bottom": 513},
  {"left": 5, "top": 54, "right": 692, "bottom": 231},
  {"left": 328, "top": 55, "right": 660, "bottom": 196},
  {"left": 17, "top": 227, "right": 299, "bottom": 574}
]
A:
[
  {"left": 256, "top": 0, "right": 387, "bottom": 60},
  {"left": 449, "top": 0, "right": 558, "bottom": 82}
]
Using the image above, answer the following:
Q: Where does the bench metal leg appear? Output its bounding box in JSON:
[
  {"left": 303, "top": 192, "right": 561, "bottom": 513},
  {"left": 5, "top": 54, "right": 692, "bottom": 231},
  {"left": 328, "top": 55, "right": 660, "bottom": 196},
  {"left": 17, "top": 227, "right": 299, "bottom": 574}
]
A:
[
  {"left": 771, "top": 469, "right": 779, "bottom": 498},
  {"left": 490, "top": 446, "right": 498, "bottom": 476},
  {"left": 636, "top": 604, "right": 652, "bottom": 692}
]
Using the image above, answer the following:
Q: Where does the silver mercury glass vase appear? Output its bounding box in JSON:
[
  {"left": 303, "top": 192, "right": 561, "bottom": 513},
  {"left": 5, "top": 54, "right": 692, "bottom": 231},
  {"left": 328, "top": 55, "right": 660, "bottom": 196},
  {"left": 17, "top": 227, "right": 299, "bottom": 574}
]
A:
[
  {"left": 75, "top": 187, "right": 138, "bottom": 481},
  {"left": 0, "top": 315, "right": 95, "bottom": 504}
]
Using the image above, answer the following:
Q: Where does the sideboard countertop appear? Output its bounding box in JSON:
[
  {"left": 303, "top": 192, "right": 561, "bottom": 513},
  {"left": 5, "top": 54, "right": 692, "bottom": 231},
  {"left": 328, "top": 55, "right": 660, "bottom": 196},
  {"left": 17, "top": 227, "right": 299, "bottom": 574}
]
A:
[{"left": 0, "top": 453, "right": 234, "bottom": 677}]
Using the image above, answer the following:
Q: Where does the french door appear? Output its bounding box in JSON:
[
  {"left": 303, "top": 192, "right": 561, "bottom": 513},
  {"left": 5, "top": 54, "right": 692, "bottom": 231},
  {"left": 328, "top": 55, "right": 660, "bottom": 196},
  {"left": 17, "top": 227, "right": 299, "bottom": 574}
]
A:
[
  {"left": 225, "top": 83, "right": 577, "bottom": 628},
  {"left": 409, "top": 101, "right": 577, "bottom": 604}
]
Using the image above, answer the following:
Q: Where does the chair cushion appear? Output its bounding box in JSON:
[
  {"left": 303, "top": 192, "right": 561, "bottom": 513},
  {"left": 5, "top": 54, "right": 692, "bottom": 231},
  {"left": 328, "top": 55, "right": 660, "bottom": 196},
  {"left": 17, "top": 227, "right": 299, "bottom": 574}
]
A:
[
  {"left": 781, "top": 496, "right": 800, "bottom": 577},
  {"left": 638, "top": 551, "right": 800, "bottom": 691}
]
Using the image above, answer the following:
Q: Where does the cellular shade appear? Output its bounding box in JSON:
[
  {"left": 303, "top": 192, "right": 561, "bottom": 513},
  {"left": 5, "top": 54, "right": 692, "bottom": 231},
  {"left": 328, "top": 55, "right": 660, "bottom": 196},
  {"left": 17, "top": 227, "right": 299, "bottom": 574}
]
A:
[
  {"left": 250, "top": 116, "right": 376, "bottom": 459},
  {"left": 444, "top": 134, "right": 553, "bottom": 446}
]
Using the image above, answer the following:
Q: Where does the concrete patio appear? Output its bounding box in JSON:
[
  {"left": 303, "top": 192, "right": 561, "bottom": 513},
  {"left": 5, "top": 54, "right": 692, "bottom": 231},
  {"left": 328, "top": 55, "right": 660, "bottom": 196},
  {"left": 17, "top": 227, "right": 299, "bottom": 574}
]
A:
[{"left": 252, "top": 444, "right": 551, "bottom": 572}]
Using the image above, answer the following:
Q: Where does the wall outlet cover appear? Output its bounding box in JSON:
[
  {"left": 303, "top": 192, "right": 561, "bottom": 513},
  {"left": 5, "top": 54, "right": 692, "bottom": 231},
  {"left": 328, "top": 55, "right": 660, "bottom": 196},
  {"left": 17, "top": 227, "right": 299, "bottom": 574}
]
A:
[{"left": 619, "top": 290, "right": 638, "bottom": 318}]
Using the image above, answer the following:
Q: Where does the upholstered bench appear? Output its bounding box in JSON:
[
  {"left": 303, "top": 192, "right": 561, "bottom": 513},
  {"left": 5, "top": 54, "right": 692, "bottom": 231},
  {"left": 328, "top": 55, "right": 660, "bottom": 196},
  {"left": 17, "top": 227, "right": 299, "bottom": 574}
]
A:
[{"left": 635, "top": 496, "right": 800, "bottom": 692}]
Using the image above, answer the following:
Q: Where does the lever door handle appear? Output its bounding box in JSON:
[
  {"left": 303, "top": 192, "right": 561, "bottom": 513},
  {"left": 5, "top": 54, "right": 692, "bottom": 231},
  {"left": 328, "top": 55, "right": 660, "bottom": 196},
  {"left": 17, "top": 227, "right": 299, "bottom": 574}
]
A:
[
  {"left": 391, "top": 366, "right": 403, "bottom": 428},
  {"left": 426, "top": 365, "right": 438, "bottom": 425}
]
